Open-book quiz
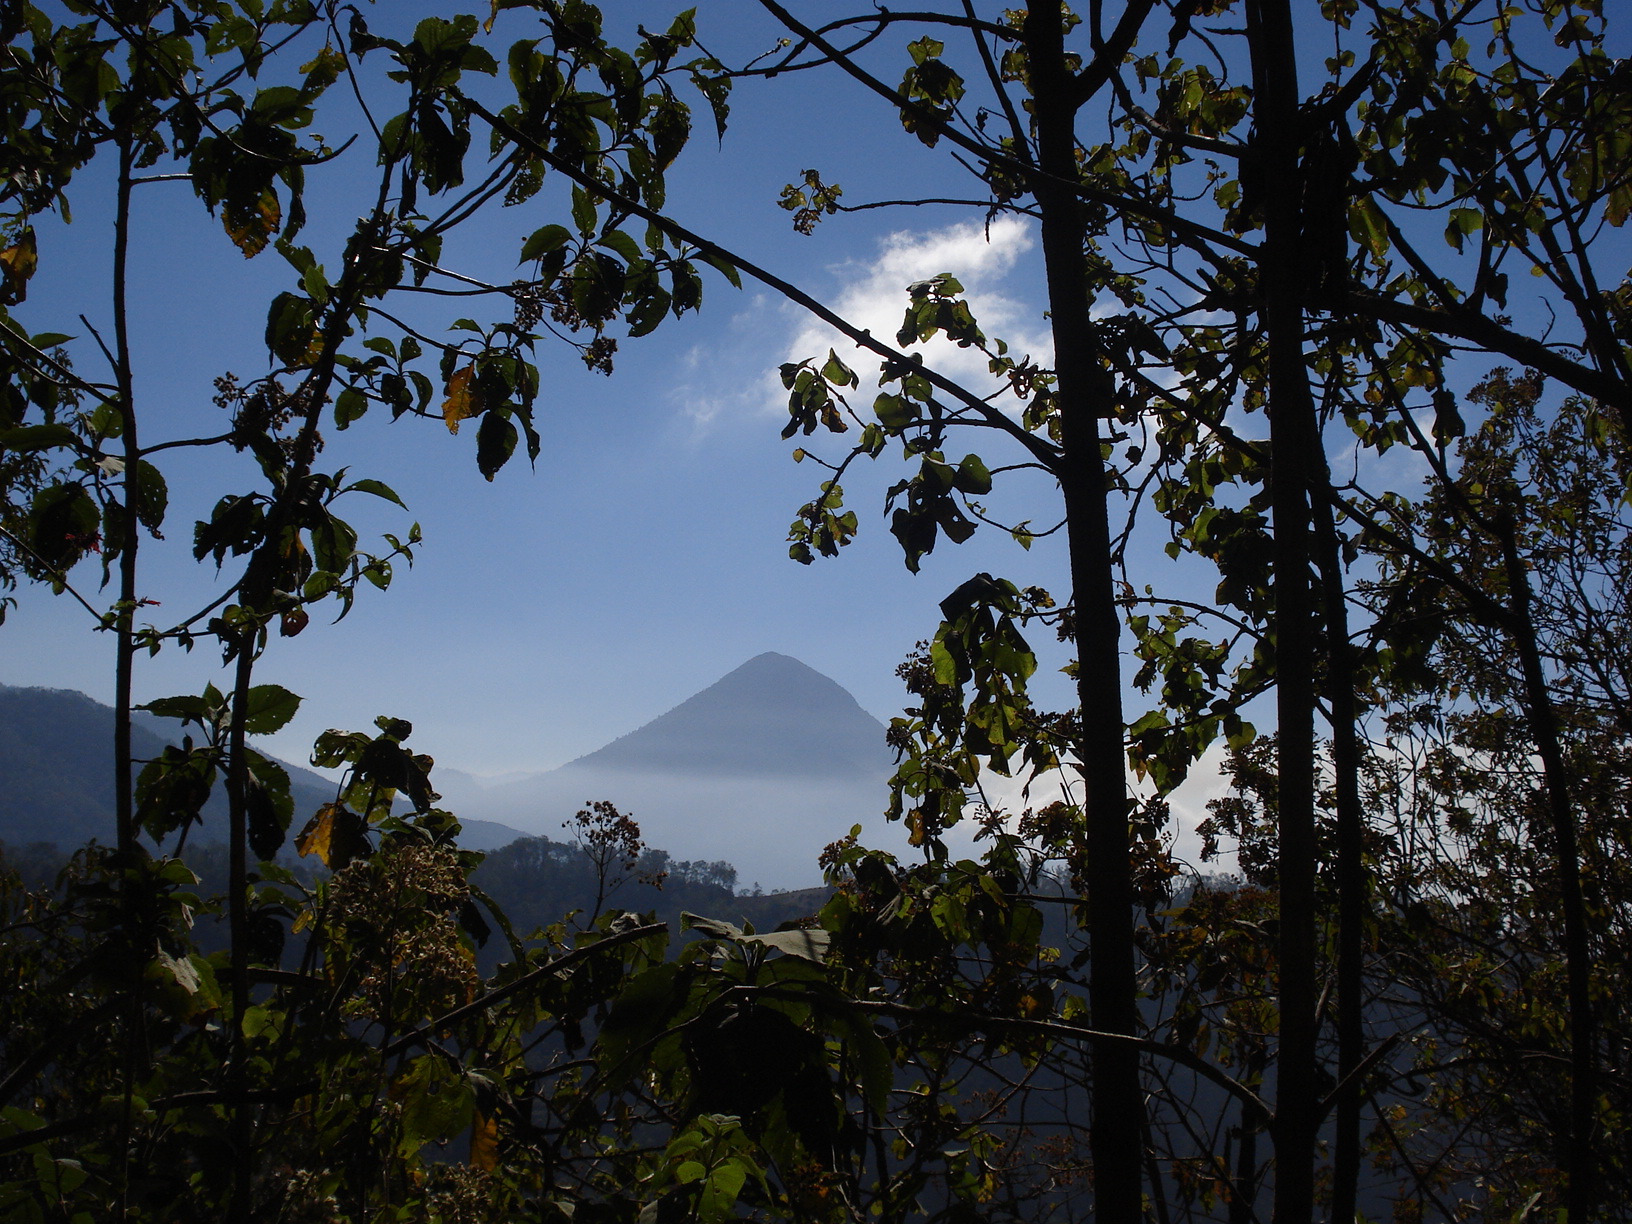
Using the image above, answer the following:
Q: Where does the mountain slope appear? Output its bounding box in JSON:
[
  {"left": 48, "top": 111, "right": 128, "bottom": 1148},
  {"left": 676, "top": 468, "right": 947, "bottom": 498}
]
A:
[
  {"left": 453, "top": 653, "right": 901, "bottom": 888},
  {"left": 0, "top": 685, "right": 152, "bottom": 850},
  {"left": 564, "top": 652, "right": 892, "bottom": 781},
  {"left": 2, "top": 653, "right": 902, "bottom": 885},
  {"left": 0, "top": 684, "right": 527, "bottom": 853}
]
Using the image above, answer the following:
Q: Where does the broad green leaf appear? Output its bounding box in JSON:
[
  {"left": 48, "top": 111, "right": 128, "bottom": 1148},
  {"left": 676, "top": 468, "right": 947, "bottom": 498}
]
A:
[
  {"left": 243, "top": 685, "right": 301, "bottom": 734},
  {"left": 598, "top": 229, "right": 642, "bottom": 264},
  {"left": 821, "top": 349, "right": 858, "bottom": 388},
  {"left": 334, "top": 387, "right": 368, "bottom": 428},
  {"left": 739, "top": 928, "right": 831, "bottom": 962},
  {"left": 874, "top": 394, "right": 914, "bottom": 429},
  {"left": 476, "top": 410, "right": 518, "bottom": 480},
  {"left": 134, "top": 744, "right": 218, "bottom": 841},
  {"left": 0, "top": 423, "right": 78, "bottom": 452},
  {"left": 699, "top": 250, "right": 740, "bottom": 288},
  {"left": 138, "top": 694, "right": 215, "bottom": 723},
  {"left": 571, "top": 185, "right": 597, "bottom": 236},
  {"left": 952, "top": 453, "right": 992, "bottom": 495},
  {"left": 520, "top": 223, "right": 572, "bottom": 262},
  {"left": 344, "top": 477, "right": 407, "bottom": 508},
  {"left": 244, "top": 752, "right": 294, "bottom": 860},
  {"left": 1348, "top": 196, "right": 1390, "bottom": 263},
  {"left": 133, "top": 461, "right": 167, "bottom": 533},
  {"left": 680, "top": 912, "right": 743, "bottom": 940},
  {"left": 390, "top": 1055, "right": 474, "bottom": 1159}
]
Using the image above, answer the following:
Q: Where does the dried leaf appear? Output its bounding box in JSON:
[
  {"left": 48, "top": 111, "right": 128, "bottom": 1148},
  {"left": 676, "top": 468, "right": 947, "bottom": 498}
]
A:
[
  {"left": 443, "top": 365, "right": 482, "bottom": 434},
  {"left": 0, "top": 227, "right": 38, "bottom": 305},
  {"left": 470, "top": 1110, "right": 500, "bottom": 1171}
]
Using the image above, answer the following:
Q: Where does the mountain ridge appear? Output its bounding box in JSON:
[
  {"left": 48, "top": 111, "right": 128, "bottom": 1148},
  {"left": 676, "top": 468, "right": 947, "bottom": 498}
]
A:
[
  {"left": 432, "top": 652, "right": 900, "bottom": 888},
  {"left": 535, "top": 652, "right": 891, "bottom": 783},
  {"left": 0, "top": 683, "right": 528, "bottom": 853},
  {"left": 2, "top": 654, "right": 900, "bottom": 886}
]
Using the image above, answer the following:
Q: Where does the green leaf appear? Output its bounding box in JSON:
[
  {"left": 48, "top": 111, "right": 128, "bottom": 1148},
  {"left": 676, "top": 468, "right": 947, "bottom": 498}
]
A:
[
  {"left": 138, "top": 694, "right": 216, "bottom": 724},
  {"left": 597, "top": 962, "right": 686, "bottom": 1089},
  {"left": 1444, "top": 206, "right": 1483, "bottom": 253},
  {"left": 0, "top": 423, "right": 78, "bottom": 452},
  {"left": 520, "top": 223, "right": 572, "bottom": 262},
  {"left": 1348, "top": 196, "right": 1390, "bottom": 263},
  {"left": 301, "top": 260, "right": 329, "bottom": 303},
  {"left": 625, "top": 286, "right": 671, "bottom": 337},
  {"left": 680, "top": 912, "right": 744, "bottom": 940},
  {"left": 820, "top": 349, "right": 857, "bottom": 388},
  {"left": 571, "top": 185, "right": 598, "bottom": 236},
  {"left": 873, "top": 394, "right": 914, "bottom": 430},
  {"left": 907, "top": 36, "right": 945, "bottom": 65},
  {"left": 242, "top": 685, "right": 302, "bottom": 734},
  {"left": 135, "top": 745, "right": 218, "bottom": 842},
  {"left": 89, "top": 402, "right": 124, "bottom": 439},
  {"left": 598, "top": 229, "right": 642, "bottom": 264},
  {"left": 699, "top": 250, "right": 740, "bottom": 288},
  {"left": 952, "top": 453, "right": 992, "bottom": 495},
  {"left": 244, "top": 751, "right": 294, "bottom": 861},
  {"left": 390, "top": 1055, "right": 474, "bottom": 1159},
  {"left": 334, "top": 387, "right": 368, "bottom": 429},
  {"left": 133, "top": 460, "right": 167, "bottom": 533},
  {"left": 476, "top": 410, "right": 518, "bottom": 480},
  {"left": 1225, "top": 718, "right": 1256, "bottom": 750},
  {"left": 343, "top": 477, "right": 407, "bottom": 508},
  {"left": 739, "top": 928, "right": 831, "bottom": 962}
]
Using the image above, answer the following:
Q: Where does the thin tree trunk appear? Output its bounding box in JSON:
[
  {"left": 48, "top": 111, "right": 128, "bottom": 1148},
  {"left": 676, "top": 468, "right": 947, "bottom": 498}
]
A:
[
  {"left": 1246, "top": 3, "right": 1320, "bottom": 1221},
  {"left": 1497, "top": 518, "right": 1596, "bottom": 1220},
  {"left": 1230, "top": 1100, "right": 1261, "bottom": 1224},
  {"left": 110, "top": 131, "right": 141, "bottom": 1224},
  {"left": 1023, "top": 6, "right": 1143, "bottom": 1221},
  {"left": 111, "top": 141, "right": 138, "bottom": 857},
  {"left": 225, "top": 640, "right": 256, "bottom": 1222},
  {"left": 1313, "top": 478, "right": 1366, "bottom": 1223}
]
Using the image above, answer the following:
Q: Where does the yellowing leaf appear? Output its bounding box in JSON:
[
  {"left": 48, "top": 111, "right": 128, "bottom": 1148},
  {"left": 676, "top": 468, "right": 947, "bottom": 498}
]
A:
[
  {"left": 1607, "top": 181, "right": 1632, "bottom": 228},
  {"left": 469, "top": 1110, "right": 500, "bottom": 1171},
  {"left": 295, "top": 802, "right": 341, "bottom": 866},
  {"left": 0, "top": 226, "right": 38, "bottom": 305},
  {"left": 224, "top": 187, "right": 282, "bottom": 258},
  {"left": 443, "top": 365, "right": 482, "bottom": 434}
]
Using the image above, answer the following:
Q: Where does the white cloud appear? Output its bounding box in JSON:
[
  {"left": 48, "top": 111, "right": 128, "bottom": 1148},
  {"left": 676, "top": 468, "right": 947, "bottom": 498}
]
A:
[
  {"left": 781, "top": 215, "right": 1051, "bottom": 412},
  {"left": 670, "top": 217, "right": 1051, "bottom": 434},
  {"left": 935, "top": 743, "right": 1240, "bottom": 877},
  {"left": 670, "top": 294, "right": 783, "bottom": 431}
]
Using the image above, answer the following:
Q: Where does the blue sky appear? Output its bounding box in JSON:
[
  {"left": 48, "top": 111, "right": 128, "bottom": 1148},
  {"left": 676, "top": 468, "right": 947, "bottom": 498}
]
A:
[
  {"left": 3, "top": 4, "right": 1089, "bottom": 770},
  {"left": 15, "top": 1, "right": 1482, "bottom": 868}
]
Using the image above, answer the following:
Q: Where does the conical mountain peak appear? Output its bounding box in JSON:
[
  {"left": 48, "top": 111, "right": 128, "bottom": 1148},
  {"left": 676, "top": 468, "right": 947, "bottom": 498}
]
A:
[
  {"left": 422, "top": 655, "right": 902, "bottom": 888},
  {"left": 562, "top": 653, "right": 889, "bottom": 781}
]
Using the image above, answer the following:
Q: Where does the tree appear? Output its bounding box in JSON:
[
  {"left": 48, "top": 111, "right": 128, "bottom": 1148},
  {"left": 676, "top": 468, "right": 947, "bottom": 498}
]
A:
[
  {"left": 675, "top": 1, "right": 1629, "bottom": 1220},
  {"left": 4, "top": 1, "right": 1632, "bottom": 1221},
  {"left": 0, "top": 1, "right": 741, "bottom": 1218}
]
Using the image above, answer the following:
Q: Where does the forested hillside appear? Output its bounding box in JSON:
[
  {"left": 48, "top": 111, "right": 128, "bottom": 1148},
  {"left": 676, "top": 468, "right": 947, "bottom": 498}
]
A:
[{"left": 1, "top": 2, "right": 1628, "bottom": 1222}]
